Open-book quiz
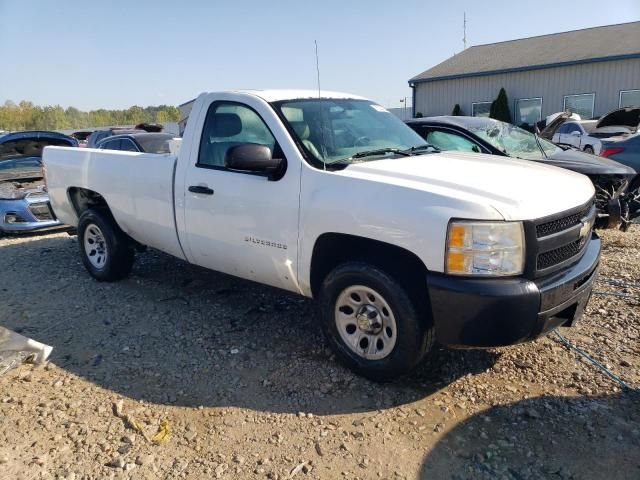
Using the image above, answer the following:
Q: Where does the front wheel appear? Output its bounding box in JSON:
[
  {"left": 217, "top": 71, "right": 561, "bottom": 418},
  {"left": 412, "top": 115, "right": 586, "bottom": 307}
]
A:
[
  {"left": 319, "top": 262, "right": 435, "bottom": 382},
  {"left": 77, "top": 209, "right": 135, "bottom": 281}
]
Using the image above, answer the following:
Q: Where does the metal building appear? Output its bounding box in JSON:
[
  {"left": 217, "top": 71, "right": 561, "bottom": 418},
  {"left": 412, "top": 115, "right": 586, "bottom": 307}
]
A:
[{"left": 409, "top": 22, "right": 640, "bottom": 127}]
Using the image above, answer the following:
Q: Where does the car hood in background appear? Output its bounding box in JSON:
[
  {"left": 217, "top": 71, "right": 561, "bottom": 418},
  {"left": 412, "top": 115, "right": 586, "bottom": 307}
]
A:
[
  {"left": 596, "top": 107, "right": 640, "bottom": 129},
  {"left": 0, "top": 164, "right": 43, "bottom": 183},
  {"left": 338, "top": 152, "right": 594, "bottom": 221},
  {"left": 539, "top": 112, "right": 572, "bottom": 139},
  {"left": 0, "top": 131, "right": 77, "bottom": 162},
  {"left": 546, "top": 148, "right": 636, "bottom": 175}
]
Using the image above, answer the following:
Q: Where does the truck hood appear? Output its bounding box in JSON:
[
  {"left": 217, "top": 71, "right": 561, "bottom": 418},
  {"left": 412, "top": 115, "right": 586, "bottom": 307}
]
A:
[{"left": 340, "top": 152, "right": 594, "bottom": 221}]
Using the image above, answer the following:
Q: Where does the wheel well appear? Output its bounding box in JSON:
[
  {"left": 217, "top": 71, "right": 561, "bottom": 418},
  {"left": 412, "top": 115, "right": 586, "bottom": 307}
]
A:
[
  {"left": 68, "top": 187, "right": 110, "bottom": 218},
  {"left": 310, "top": 233, "right": 428, "bottom": 300}
]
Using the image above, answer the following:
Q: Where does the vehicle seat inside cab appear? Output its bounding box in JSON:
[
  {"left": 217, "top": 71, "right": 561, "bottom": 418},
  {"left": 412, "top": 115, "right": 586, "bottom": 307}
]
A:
[
  {"left": 290, "top": 121, "right": 322, "bottom": 160},
  {"left": 199, "top": 113, "right": 244, "bottom": 167}
]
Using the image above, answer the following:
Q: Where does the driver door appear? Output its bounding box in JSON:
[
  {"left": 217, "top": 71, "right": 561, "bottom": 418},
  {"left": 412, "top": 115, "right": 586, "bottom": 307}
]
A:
[{"left": 180, "top": 99, "right": 301, "bottom": 292}]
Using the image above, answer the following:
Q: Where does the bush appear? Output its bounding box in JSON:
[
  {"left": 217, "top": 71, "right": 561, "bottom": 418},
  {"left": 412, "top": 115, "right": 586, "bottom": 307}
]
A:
[
  {"left": 489, "top": 88, "right": 512, "bottom": 123},
  {"left": 415, "top": 112, "right": 423, "bottom": 118},
  {"left": 452, "top": 104, "right": 462, "bottom": 116}
]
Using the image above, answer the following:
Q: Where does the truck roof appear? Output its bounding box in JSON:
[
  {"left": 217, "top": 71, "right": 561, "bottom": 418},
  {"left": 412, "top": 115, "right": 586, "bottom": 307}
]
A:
[{"left": 212, "top": 89, "right": 368, "bottom": 102}]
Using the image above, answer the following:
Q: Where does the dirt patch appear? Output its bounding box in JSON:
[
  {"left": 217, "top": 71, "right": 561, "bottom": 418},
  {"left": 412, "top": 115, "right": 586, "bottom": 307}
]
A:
[{"left": 0, "top": 227, "right": 638, "bottom": 479}]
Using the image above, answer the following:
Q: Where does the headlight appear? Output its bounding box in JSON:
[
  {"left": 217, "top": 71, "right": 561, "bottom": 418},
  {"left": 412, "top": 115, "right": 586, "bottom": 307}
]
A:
[{"left": 446, "top": 221, "right": 525, "bottom": 276}]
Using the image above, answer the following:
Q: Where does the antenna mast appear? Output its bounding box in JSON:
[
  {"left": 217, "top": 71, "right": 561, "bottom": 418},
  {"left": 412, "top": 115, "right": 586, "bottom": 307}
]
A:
[
  {"left": 314, "top": 40, "right": 327, "bottom": 170},
  {"left": 463, "top": 12, "right": 467, "bottom": 49},
  {"left": 314, "top": 40, "right": 321, "bottom": 97}
]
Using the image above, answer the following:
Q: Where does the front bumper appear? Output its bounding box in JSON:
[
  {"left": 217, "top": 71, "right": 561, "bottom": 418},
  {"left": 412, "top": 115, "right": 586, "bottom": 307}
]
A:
[
  {"left": 0, "top": 196, "right": 63, "bottom": 233},
  {"left": 426, "top": 233, "right": 601, "bottom": 348}
]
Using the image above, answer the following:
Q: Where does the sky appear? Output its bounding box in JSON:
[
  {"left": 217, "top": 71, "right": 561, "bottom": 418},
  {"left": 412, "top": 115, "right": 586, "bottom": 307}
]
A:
[{"left": 0, "top": 0, "right": 638, "bottom": 111}]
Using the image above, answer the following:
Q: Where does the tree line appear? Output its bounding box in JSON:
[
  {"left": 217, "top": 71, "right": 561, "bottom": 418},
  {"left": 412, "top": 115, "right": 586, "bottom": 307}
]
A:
[{"left": 0, "top": 100, "right": 182, "bottom": 131}]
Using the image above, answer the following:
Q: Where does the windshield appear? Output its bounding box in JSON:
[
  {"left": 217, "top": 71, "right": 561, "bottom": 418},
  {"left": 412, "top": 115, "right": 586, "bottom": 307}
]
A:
[
  {"left": 274, "top": 99, "right": 427, "bottom": 166},
  {"left": 468, "top": 121, "right": 559, "bottom": 160}
]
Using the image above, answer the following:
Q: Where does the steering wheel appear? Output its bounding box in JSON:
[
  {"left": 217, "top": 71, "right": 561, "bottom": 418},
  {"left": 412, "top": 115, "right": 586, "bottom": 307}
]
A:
[{"left": 353, "top": 136, "right": 370, "bottom": 147}]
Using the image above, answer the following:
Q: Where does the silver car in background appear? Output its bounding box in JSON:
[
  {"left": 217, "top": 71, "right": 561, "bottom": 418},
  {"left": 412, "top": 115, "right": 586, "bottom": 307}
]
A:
[
  {"left": 0, "top": 131, "right": 78, "bottom": 235},
  {"left": 542, "top": 107, "right": 639, "bottom": 154}
]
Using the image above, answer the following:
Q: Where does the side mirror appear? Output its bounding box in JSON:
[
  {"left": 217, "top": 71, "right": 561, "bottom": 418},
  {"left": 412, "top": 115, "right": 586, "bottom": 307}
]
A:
[
  {"left": 225, "top": 144, "right": 283, "bottom": 179},
  {"left": 570, "top": 130, "right": 581, "bottom": 136}
]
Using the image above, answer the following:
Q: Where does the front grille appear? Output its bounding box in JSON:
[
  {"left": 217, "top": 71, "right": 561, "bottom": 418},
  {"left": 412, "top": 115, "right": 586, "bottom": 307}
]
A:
[
  {"left": 537, "top": 239, "right": 584, "bottom": 270},
  {"left": 536, "top": 204, "right": 591, "bottom": 238},
  {"left": 531, "top": 199, "right": 595, "bottom": 275},
  {"left": 29, "top": 202, "right": 53, "bottom": 221}
]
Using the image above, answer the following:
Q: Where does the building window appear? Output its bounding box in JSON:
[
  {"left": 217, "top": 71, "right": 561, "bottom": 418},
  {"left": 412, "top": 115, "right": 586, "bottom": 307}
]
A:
[
  {"left": 563, "top": 94, "right": 595, "bottom": 119},
  {"left": 514, "top": 98, "right": 542, "bottom": 128},
  {"left": 620, "top": 90, "right": 640, "bottom": 108},
  {"left": 471, "top": 102, "right": 492, "bottom": 117}
]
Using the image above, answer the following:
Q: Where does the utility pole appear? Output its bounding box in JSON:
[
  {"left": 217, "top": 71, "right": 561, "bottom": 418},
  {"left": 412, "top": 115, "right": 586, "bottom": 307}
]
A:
[
  {"left": 400, "top": 97, "right": 407, "bottom": 120},
  {"left": 463, "top": 12, "right": 467, "bottom": 50}
]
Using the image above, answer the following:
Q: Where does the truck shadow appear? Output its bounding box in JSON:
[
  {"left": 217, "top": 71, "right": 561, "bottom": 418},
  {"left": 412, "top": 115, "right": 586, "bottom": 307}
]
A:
[
  {"left": 419, "top": 392, "right": 640, "bottom": 480},
  {"left": 1, "top": 234, "right": 499, "bottom": 415}
]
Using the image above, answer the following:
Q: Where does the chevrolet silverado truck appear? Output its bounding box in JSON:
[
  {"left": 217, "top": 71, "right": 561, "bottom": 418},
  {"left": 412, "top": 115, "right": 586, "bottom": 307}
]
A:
[{"left": 43, "top": 90, "right": 601, "bottom": 381}]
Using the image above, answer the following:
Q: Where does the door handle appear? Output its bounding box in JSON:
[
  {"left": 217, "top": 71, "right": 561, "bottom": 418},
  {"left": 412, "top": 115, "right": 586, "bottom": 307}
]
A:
[{"left": 188, "top": 185, "right": 214, "bottom": 195}]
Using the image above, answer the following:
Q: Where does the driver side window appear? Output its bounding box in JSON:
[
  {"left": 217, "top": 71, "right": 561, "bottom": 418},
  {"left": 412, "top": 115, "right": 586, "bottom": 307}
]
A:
[
  {"left": 426, "top": 130, "right": 480, "bottom": 153},
  {"left": 198, "top": 102, "right": 277, "bottom": 168}
]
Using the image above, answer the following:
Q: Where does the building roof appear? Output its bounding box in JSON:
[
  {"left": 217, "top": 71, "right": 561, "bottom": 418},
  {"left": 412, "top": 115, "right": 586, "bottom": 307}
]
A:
[{"left": 409, "top": 21, "right": 640, "bottom": 84}]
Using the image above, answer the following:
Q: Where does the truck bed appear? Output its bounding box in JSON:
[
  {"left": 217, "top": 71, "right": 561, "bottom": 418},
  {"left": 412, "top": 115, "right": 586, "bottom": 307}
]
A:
[{"left": 43, "top": 147, "right": 186, "bottom": 260}]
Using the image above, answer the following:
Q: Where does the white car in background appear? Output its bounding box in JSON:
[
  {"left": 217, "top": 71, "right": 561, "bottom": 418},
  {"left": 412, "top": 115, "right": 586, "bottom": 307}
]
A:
[
  {"left": 542, "top": 108, "right": 639, "bottom": 155},
  {"left": 551, "top": 120, "right": 604, "bottom": 155}
]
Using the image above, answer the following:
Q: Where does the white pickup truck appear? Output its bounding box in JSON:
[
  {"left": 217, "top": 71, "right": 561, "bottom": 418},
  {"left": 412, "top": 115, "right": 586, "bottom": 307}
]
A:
[{"left": 44, "top": 90, "right": 601, "bottom": 381}]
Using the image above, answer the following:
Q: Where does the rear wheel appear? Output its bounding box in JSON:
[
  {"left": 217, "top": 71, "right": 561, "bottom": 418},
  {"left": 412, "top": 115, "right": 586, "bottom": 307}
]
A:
[
  {"left": 584, "top": 146, "right": 594, "bottom": 154},
  {"left": 77, "top": 209, "right": 135, "bottom": 281},
  {"left": 319, "top": 262, "right": 434, "bottom": 382}
]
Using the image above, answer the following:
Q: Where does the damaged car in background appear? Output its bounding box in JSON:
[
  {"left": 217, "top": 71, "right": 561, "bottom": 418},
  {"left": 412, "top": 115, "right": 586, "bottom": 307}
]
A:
[
  {"left": 540, "top": 107, "right": 640, "bottom": 155},
  {"left": 0, "top": 131, "right": 78, "bottom": 235},
  {"left": 407, "top": 116, "right": 639, "bottom": 230}
]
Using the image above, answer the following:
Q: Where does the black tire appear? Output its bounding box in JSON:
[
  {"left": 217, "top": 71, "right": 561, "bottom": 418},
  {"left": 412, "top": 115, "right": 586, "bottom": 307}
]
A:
[
  {"left": 584, "top": 146, "right": 594, "bottom": 154},
  {"left": 77, "top": 208, "right": 135, "bottom": 281},
  {"left": 318, "top": 262, "right": 435, "bottom": 382}
]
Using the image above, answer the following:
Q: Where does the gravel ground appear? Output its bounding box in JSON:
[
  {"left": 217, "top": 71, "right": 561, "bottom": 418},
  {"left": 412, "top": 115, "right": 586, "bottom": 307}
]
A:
[{"left": 0, "top": 226, "right": 638, "bottom": 480}]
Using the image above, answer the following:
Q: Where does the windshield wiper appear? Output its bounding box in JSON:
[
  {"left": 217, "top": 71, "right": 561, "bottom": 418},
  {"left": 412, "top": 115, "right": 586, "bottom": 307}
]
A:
[
  {"left": 533, "top": 133, "right": 549, "bottom": 159},
  {"left": 327, "top": 146, "right": 431, "bottom": 167},
  {"left": 403, "top": 143, "right": 440, "bottom": 154},
  {"left": 349, "top": 148, "right": 412, "bottom": 160}
]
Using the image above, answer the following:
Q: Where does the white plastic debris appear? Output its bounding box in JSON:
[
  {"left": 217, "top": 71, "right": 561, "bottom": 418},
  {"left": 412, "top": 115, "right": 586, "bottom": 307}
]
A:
[{"left": 0, "top": 326, "right": 52, "bottom": 375}]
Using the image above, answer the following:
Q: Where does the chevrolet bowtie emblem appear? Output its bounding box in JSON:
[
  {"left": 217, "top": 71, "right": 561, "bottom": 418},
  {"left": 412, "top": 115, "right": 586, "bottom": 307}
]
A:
[{"left": 579, "top": 218, "right": 592, "bottom": 240}]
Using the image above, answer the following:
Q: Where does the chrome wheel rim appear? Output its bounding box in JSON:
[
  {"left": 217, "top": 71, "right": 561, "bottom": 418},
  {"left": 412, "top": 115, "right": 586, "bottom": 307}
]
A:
[
  {"left": 334, "top": 285, "right": 397, "bottom": 360},
  {"left": 84, "top": 224, "right": 108, "bottom": 269}
]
